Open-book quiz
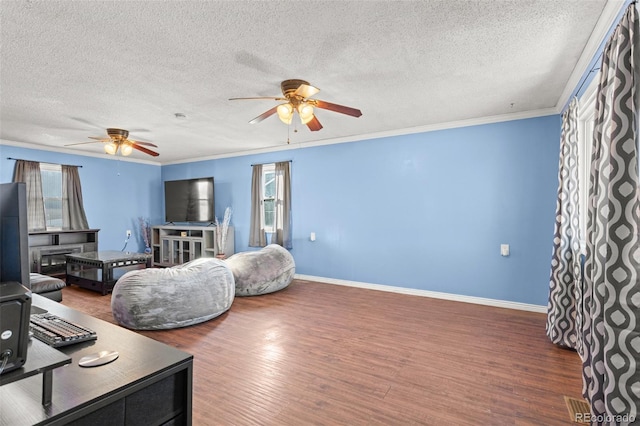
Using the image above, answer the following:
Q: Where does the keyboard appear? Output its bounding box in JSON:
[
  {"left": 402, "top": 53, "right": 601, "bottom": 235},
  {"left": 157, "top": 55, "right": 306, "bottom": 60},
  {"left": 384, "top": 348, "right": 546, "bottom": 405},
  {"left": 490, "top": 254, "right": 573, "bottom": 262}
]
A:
[{"left": 30, "top": 313, "right": 97, "bottom": 347}]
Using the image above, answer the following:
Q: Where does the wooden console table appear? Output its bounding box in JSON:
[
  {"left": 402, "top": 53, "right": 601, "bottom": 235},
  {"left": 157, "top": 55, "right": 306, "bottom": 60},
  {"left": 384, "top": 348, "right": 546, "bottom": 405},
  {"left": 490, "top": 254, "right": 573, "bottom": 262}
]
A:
[
  {"left": 0, "top": 294, "right": 193, "bottom": 425},
  {"left": 65, "top": 250, "right": 151, "bottom": 295}
]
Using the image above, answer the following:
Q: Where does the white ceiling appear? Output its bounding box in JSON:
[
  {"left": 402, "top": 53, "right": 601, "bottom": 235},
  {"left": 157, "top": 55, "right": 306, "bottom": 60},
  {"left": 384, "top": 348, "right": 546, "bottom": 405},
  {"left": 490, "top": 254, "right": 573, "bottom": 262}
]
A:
[{"left": 0, "top": 0, "right": 623, "bottom": 164}]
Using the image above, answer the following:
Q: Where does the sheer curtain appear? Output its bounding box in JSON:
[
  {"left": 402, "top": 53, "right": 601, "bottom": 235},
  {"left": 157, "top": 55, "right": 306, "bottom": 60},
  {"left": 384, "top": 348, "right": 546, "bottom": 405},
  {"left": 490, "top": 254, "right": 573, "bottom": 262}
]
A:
[
  {"left": 12, "top": 160, "right": 46, "bottom": 231},
  {"left": 273, "top": 161, "right": 292, "bottom": 249},
  {"left": 582, "top": 4, "right": 640, "bottom": 420},
  {"left": 249, "top": 164, "right": 267, "bottom": 247},
  {"left": 547, "top": 97, "right": 583, "bottom": 351},
  {"left": 61, "top": 165, "right": 89, "bottom": 230}
]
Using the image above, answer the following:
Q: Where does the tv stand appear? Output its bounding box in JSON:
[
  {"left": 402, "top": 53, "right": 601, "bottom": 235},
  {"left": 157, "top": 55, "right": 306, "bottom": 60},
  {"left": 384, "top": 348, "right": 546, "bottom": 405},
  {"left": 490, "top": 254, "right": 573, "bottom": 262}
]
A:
[
  {"left": 28, "top": 229, "right": 99, "bottom": 276},
  {"left": 151, "top": 225, "right": 234, "bottom": 267}
]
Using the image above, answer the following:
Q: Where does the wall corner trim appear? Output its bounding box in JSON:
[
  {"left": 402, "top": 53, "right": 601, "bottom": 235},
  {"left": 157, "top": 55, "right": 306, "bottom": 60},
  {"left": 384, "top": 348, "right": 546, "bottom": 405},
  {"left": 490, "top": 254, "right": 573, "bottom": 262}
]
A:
[{"left": 294, "top": 274, "right": 547, "bottom": 313}]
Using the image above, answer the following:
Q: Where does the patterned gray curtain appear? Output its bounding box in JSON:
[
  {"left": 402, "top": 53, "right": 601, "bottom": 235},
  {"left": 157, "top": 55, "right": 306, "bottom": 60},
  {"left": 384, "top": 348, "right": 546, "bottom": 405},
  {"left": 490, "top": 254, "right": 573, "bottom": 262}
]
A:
[
  {"left": 61, "top": 165, "right": 89, "bottom": 230},
  {"left": 582, "top": 4, "right": 640, "bottom": 421},
  {"left": 273, "top": 161, "right": 292, "bottom": 249},
  {"left": 547, "top": 97, "right": 583, "bottom": 351},
  {"left": 249, "top": 164, "right": 267, "bottom": 247},
  {"left": 12, "top": 160, "right": 46, "bottom": 232}
]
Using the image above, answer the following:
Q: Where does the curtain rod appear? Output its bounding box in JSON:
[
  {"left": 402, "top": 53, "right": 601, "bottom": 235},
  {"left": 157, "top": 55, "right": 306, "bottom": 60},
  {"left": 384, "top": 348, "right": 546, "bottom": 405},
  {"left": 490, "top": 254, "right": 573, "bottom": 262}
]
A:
[
  {"left": 574, "top": 64, "right": 601, "bottom": 99},
  {"left": 250, "top": 160, "right": 292, "bottom": 167},
  {"left": 6, "top": 157, "right": 83, "bottom": 168}
]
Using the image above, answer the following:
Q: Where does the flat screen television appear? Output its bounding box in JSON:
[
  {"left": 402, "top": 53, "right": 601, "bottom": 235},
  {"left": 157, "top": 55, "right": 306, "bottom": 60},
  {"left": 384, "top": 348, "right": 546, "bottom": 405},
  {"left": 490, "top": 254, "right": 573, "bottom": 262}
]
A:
[{"left": 164, "top": 177, "right": 215, "bottom": 223}]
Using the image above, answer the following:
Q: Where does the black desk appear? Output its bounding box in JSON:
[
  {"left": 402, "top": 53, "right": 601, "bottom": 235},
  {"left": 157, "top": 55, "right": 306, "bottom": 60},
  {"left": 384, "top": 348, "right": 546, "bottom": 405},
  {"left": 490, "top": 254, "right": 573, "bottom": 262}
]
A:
[{"left": 0, "top": 294, "right": 193, "bottom": 425}]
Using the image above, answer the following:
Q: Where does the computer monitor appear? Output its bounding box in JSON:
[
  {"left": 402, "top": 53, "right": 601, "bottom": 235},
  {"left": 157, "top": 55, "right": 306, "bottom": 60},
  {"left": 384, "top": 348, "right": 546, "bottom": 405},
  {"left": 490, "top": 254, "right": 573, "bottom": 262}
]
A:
[{"left": 0, "top": 182, "right": 30, "bottom": 288}]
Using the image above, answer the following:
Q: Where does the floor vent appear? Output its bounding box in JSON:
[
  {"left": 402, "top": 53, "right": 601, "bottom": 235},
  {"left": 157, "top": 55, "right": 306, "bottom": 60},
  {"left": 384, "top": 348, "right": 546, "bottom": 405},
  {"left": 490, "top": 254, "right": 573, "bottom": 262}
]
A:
[{"left": 564, "top": 396, "right": 590, "bottom": 424}]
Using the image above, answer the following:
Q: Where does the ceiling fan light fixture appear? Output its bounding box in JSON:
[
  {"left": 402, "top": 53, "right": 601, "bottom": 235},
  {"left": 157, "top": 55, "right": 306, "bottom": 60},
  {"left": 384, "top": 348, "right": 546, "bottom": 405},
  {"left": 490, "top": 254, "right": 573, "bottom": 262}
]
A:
[
  {"left": 104, "top": 142, "right": 118, "bottom": 155},
  {"left": 230, "top": 79, "right": 361, "bottom": 133},
  {"left": 277, "top": 103, "right": 293, "bottom": 124},
  {"left": 121, "top": 143, "right": 133, "bottom": 156},
  {"left": 67, "top": 128, "right": 159, "bottom": 157},
  {"left": 298, "top": 103, "right": 314, "bottom": 124}
]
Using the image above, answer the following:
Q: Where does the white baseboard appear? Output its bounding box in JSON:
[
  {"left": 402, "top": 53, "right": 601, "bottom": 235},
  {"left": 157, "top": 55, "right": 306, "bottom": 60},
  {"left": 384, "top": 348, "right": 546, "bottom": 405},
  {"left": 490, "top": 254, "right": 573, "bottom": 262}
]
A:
[{"left": 294, "top": 274, "right": 547, "bottom": 313}]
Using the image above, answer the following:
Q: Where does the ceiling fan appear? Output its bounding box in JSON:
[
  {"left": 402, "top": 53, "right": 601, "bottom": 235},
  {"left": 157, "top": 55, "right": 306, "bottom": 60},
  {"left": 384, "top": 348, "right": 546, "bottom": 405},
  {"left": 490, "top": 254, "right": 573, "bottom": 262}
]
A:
[
  {"left": 230, "top": 79, "right": 362, "bottom": 131},
  {"left": 65, "top": 128, "right": 159, "bottom": 157}
]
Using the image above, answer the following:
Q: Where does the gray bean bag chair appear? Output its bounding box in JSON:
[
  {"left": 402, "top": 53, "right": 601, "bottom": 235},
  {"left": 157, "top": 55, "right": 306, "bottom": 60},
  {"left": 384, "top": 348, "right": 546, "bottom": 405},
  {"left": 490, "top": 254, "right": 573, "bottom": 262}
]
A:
[
  {"left": 225, "top": 244, "right": 295, "bottom": 296},
  {"left": 111, "top": 257, "right": 235, "bottom": 330}
]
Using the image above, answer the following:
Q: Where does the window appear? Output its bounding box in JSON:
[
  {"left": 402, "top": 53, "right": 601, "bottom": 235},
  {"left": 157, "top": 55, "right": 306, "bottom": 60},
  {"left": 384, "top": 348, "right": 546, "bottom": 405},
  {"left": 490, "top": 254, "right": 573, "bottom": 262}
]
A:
[
  {"left": 576, "top": 77, "right": 598, "bottom": 248},
  {"left": 250, "top": 161, "right": 291, "bottom": 248},
  {"left": 262, "top": 163, "right": 276, "bottom": 232},
  {"left": 13, "top": 160, "right": 88, "bottom": 231},
  {"left": 40, "top": 163, "right": 63, "bottom": 230}
]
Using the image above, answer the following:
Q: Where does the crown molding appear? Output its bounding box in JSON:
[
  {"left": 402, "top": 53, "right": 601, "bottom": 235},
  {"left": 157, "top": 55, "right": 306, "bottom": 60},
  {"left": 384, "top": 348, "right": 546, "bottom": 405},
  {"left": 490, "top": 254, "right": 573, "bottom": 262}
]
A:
[
  {"left": 0, "top": 139, "right": 162, "bottom": 166},
  {"left": 5, "top": 106, "right": 557, "bottom": 167},
  {"left": 556, "top": 0, "right": 627, "bottom": 112},
  {"left": 162, "top": 107, "right": 558, "bottom": 165}
]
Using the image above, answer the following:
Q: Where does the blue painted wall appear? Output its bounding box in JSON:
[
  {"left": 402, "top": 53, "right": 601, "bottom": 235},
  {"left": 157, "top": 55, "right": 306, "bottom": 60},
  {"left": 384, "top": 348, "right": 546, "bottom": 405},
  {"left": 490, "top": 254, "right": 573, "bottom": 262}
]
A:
[
  {"left": 1, "top": 114, "right": 560, "bottom": 305},
  {"left": 0, "top": 145, "right": 162, "bottom": 253},
  {"left": 164, "top": 115, "right": 561, "bottom": 305}
]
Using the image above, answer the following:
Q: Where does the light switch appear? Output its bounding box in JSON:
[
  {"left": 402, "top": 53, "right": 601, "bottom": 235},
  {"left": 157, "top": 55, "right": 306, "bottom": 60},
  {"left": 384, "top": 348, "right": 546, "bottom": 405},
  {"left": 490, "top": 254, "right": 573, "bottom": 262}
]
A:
[
  {"left": 501, "top": 244, "right": 510, "bottom": 257},
  {"left": 310, "top": 232, "right": 316, "bottom": 242}
]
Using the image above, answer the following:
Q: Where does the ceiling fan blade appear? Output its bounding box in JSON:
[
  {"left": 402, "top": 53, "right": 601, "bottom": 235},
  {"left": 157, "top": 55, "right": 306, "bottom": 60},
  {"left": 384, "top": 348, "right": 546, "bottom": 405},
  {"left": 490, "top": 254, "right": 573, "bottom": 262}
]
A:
[
  {"left": 129, "top": 139, "right": 158, "bottom": 147},
  {"left": 88, "top": 136, "right": 111, "bottom": 141},
  {"left": 306, "top": 116, "right": 323, "bottom": 132},
  {"left": 131, "top": 143, "right": 159, "bottom": 157},
  {"left": 294, "top": 84, "right": 320, "bottom": 99},
  {"left": 64, "top": 141, "right": 102, "bottom": 147},
  {"left": 249, "top": 106, "right": 278, "bottom": 124},
  {"left": 313, "top": 100, "right": 362, "bottom": 117},
  {"left": 229, "top": 97, "right": 286, "bottom": 101}
]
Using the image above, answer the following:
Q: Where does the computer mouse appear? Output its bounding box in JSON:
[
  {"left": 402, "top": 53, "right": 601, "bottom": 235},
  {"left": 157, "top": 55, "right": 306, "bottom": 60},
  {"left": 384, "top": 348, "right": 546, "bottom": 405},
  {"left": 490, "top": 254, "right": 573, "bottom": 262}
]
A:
[{"left": 78, "top": 350, "right": 119, "bottom": 367}]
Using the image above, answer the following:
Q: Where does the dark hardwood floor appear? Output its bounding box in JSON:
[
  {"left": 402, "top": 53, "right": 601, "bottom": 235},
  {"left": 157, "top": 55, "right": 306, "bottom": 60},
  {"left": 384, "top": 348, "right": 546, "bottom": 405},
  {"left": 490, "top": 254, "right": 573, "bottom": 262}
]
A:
[{"left": 60, "top": 279, "right": 582, "bottom": 425}]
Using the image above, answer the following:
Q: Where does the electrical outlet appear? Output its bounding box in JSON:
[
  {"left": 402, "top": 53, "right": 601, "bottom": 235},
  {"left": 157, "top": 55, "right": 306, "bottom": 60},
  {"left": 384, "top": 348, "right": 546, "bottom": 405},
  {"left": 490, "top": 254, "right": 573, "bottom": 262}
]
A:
[{"left": 126, "top": 230, "right": 132, "bottom": 238}]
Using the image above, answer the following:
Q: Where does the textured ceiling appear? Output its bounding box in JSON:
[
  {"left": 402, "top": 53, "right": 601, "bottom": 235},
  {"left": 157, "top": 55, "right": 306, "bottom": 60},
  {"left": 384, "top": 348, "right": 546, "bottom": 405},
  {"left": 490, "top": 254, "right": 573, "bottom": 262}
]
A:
[{"left": 0, "top": 0, "right": 620, "bottom": 164}]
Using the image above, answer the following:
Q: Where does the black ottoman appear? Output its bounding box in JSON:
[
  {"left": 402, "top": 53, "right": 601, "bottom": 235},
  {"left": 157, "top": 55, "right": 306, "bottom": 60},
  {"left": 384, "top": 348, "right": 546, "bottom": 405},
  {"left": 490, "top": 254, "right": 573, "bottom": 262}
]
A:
[{"left": 29, "top": 273, "right": 66, "bottom": 302}]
